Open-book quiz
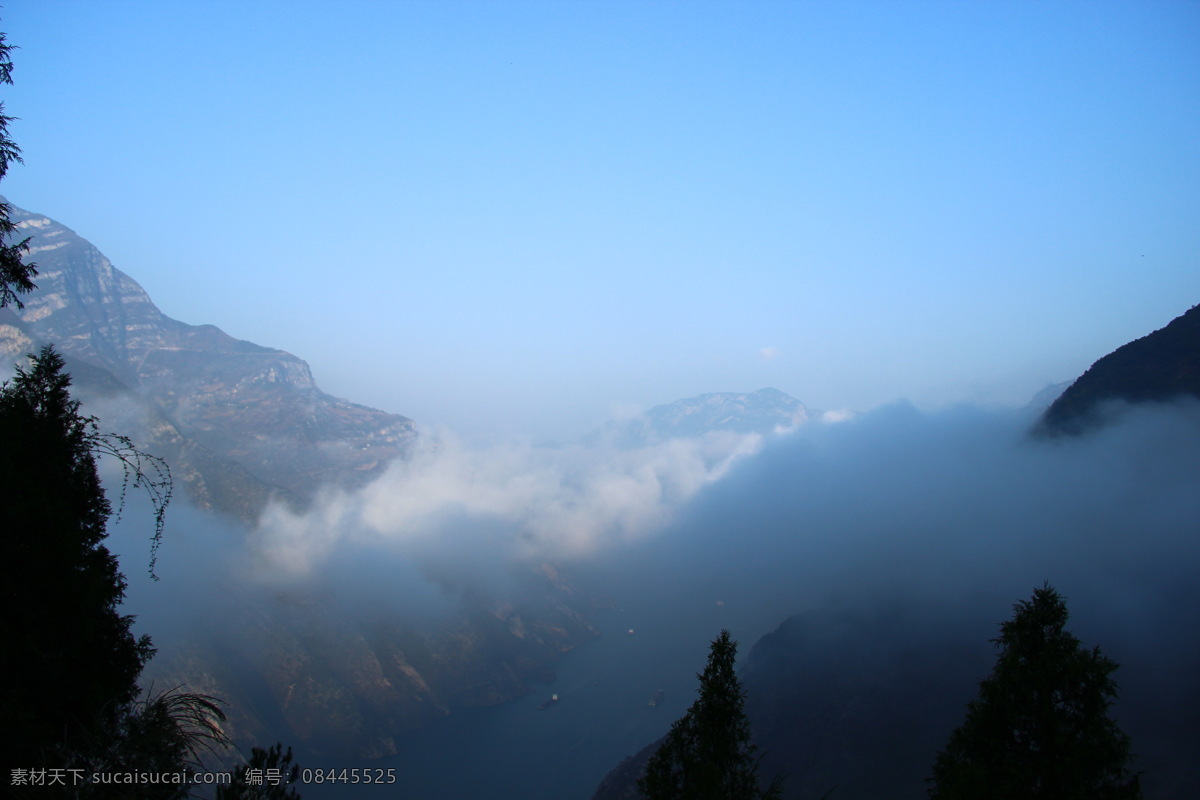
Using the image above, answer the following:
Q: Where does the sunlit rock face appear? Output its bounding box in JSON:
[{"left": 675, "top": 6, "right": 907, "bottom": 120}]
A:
[{"left": 2, "top": 199, "right": 417, "bottom": 514}]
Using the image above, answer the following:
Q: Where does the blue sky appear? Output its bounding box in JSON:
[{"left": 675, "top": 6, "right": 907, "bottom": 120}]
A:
[{"left": 3, "top": 1, "right": 1198, "bottom": 440}]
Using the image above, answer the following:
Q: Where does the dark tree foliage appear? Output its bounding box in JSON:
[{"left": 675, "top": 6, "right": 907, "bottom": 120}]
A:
[
  {"left": 1, "top": 346, "right": 155, "bottom": 766},
  {"left": 105, "top": 688, "right": 229, "bottom": 795},
  {"left": 0, "top": 25, "right": 37, "bottom": 308},
  {"left": 217, "top": 743, "right": 304, "bottom": 800},
  {"left": 639, "top": 630, "right": 783, "bottom": 800},
  {"left": 2, "top": 348, "right": 231, "bottom": 799},
  {"left": 929, "top": 584, "right": 1142, "bottom": 800},
  {"left": 50, "top": 687, "right": 231, "bottom": 800}
]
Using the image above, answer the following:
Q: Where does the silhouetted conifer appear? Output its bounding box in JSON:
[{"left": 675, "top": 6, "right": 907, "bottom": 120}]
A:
[
  {"left": 929, "top": 584, "right": 1142, "bottom": 800},
  {"left": 639, "top": 630, "right": 783, "bottom": 800},
  {"left": 1, "top": 346, "right": 155, "bottom": 766},
  {"left": 0, "top": 23, "right": 38, "bottom": 308}
]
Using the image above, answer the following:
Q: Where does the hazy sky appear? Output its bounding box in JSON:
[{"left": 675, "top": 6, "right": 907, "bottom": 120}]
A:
[{"left": 4, "top": 1, "right": 1198, "bottom": 440}]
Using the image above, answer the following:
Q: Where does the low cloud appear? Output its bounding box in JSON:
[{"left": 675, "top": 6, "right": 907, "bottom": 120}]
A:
[
  {"left": 248, "top": 396, "right": 1200, "bottom": 633},
  {"left": 251, "top": 428, "right": 768, "bottom": 578},
  {"left": 108, "top": 394, "right": 1200, "bottom": 792}
]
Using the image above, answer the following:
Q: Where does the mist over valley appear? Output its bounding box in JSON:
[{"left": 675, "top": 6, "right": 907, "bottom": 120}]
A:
[
  {"left": 4, "top": 4, "right": 1200, "bottom": 796},
  {"left": 4, "top": 203, "right": 1198, "bottom": 796}
]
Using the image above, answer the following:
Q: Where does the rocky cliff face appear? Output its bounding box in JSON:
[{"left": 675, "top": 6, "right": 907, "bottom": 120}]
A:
[{"left": 1, "top": 200, "right": 417, "bottom": 515}]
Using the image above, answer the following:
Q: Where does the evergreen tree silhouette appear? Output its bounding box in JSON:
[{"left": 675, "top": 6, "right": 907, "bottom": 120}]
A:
[
  {"left": 0, "top": 23, "right": 38, "bottom": 308},
  {"left": 639, "top": 630, "right": 783, "bottom": 800},
  {"left": 1, "top": 346, "right": 154, "bottom": 766},
  {"left": 929, "top": 584, "right": 1142, "bottom": 799},
  {"left": 2, "top": 348, "right": 233, "bottom": 798}
]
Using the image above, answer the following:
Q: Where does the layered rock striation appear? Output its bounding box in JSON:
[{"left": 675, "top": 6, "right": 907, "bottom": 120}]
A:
[{"left": 1, "top": 199, "right": 416, "bottom": 516}]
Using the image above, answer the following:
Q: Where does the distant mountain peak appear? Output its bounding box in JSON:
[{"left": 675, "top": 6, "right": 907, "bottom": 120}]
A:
[{"left": 589, "top": 387, "right": 811, "bottom": 447}]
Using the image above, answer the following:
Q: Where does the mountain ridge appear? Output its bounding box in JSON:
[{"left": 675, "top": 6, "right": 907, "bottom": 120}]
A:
[
  {"left": 0, "top": 199, "right": 417, "bottom": 514},
  {"left": 587, "top": 387, "right": 812, "bottom": 448},
  {"left": 1038, "top": 303, "right": 1200, "bottom": 435}
]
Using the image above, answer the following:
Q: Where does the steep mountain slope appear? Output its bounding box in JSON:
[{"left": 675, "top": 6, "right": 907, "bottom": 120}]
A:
[
  {"left": 0, "top": 199, "right": 417, "bottom": 515},
  {"left": 1039, "top": 303, "right": 1200, "bottom": 435}
]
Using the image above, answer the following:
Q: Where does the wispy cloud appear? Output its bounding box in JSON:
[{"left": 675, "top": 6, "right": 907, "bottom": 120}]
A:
[{"left": 251, "top": 428, "right": 767, "bottom": 577}]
